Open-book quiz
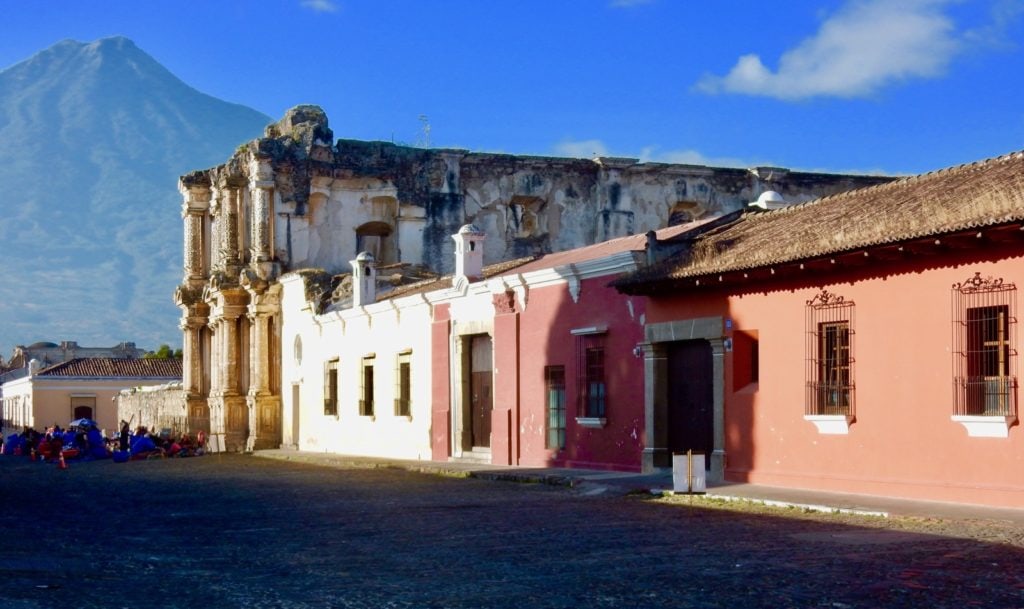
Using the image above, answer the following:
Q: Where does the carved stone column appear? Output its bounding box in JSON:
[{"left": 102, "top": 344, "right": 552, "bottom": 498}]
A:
[
  {"left": 222, "top": 185, "right": 242, "bottom": 276},
  {"left": 179, "top": 183, "right": 210, "bottom": 285},
  {"left": 208, "top": 189, "right": 223, "bottom": 273},
  {"left": 248, "top": 158, "right": 274, "bottom": 273},
  {"left": 181, "top": 317, "right": 204, "bottom": 396}
]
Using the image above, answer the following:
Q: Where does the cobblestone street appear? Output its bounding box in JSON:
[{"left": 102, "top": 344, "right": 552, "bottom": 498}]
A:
[{"left": 1, "top": 455, "right": 1022, "bottom": 608}]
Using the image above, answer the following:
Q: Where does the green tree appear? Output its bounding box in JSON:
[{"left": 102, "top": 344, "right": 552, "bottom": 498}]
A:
[{"left": 143, "top": 344, "right": 180, "bottom": 359}]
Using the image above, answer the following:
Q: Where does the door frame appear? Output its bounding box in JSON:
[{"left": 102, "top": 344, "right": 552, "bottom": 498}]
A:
[
  {"left": 450, "top": 319, "right": 494, "bottom": 458},
  {"left": 641, "top": 316, "right": 726, "bottom": 481},
  {"left": 666, "top": 339, "right": 714, "bottom": 464}
]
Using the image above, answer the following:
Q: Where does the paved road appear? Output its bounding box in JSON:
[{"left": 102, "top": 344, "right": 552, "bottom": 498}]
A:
[{"left": 1, "top": 455, "right": 1022, "bottom": 608}]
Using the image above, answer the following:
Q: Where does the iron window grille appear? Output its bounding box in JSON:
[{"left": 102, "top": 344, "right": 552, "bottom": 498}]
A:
[
  {"left": 323, "top": 359, "right": 338, "bottom": 416},
  {"left": 360, "top": 356, "right": 375, "bottom": 417},
  {"left": 805, "top": 289, "right": 855, "bottom": 416},
  {"left": 545, "top": 365, "right": 566, "bottom": 449},
  {"left": 952, "top": 272, "right": 1017, "bottom": 417},
  {"left": 576, "top": 334, "right": 607, "bottom": 418},
  {"left": 394, "top": 351, "right": 411, "bottom": 417}
]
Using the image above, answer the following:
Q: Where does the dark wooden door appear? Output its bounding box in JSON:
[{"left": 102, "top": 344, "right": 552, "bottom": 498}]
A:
[
  {"left": 470, "top": 335, "right": 493, "bottom": 448},
  {"left": 667, "top": 340, "right": 713, "bottom": 468}
]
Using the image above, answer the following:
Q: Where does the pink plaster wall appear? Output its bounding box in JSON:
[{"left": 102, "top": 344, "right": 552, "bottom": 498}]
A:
[
  {"left": 648, "top": 251, "right": 1024, "bottom": 508},
  {"left": 510, "top": 278, "right": 647, "bottom": 471}
]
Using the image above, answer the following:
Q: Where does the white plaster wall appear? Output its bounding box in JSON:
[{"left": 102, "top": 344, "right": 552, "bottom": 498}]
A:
[
  {"left": 289, "top": 178, "right": 402, "bottom": 274},
  {"left": 281, "top": 273, "right": 434, "bottom": 459}
]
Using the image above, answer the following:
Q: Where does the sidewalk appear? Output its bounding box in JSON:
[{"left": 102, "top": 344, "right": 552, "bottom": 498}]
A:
[{"left": 254, "top": 449, "right": 1024, "bottom": 525}]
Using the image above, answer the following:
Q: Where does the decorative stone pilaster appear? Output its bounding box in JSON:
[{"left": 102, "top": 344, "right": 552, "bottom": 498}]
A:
[
  {"left": 179, "top": 182, "right": 211, "bottom": 285},
  {"left": 205, "top": 287, "right": 250, "bottom": 452},
  {"left": 641, "top": 342, "right": 669, "bottom": 473},
  {"left": 243, "top": 281, "right": 283, "bottom": 451},
  {"left": 707, "top": 337, "right": 727, "bottom": 483}
]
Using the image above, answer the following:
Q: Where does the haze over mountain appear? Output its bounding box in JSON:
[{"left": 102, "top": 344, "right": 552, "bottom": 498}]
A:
[{"left": 0, "top": 36, "right": 270, "bottom": 358}]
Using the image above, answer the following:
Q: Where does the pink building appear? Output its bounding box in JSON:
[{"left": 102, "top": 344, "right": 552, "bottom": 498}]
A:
[
  {"left": 367, "top": 220, "right": 720, "bottom": 471},
  {"left": 615, "top": 151, "right": 1024, "bottom": 508}
]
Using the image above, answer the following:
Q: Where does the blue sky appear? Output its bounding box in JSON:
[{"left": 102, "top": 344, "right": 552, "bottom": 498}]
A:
[{"left": 2, "top": 0, "right": 1023, "bottom": 175}]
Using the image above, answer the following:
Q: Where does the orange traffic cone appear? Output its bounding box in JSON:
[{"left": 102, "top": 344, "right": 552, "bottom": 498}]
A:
[{"left": 58, "top": 453, "right": 68, "bottom": 470}]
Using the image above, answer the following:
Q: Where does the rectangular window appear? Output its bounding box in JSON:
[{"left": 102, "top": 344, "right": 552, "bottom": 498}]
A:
[
  {"left": 574, "top": 332, "right": 607, "bottom": 419},
  {"left": 360, "top": 356, "right": 375, "bottom": 417},
  {"left": 395, "top": 351, "right": 411, "bottom": 417},
  {"left": 953, "top": 273, "right": 1017, "bottom": 417},
  {"left": 806, "top": 290, "right": 855, "bottom": 417},
  {"left": 324, "top": 359, "right": 338, "bottom": 416},
  {"left": 816, "top": 322, "right": 851, "bottom": 411},
  {"left": 586, "top": 347, "right": 606, "bottom": 418},
  {"left": 545, "top": 366, "right": 566, "bottom": 449}
]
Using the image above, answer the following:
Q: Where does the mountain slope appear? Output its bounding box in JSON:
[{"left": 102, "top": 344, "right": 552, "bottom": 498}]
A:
[{"left": 0, "top": 37, "right": 270, "bottom": 355}]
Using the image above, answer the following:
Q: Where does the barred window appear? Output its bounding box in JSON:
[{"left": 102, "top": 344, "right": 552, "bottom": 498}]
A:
[
  {"left": 360, "top": 355, "right": 375, "bottom": 417},
  {"left": 394, "top": 351, "right": 411, "bottom": 417},
  {"left": 952, "top": 273, "right": 1017, "bottom": 417},
  {"left": 545, "top": 366, "right": 566, "bottom": 449},
  {"left": 575, "top": 332, "right": 607, "bottom": 419},
  {"left": 324, "top": 359, "right": 338, "bottom": 416},
  {"left": 806, "top": 290, "right": 855, "bottom": 416}
]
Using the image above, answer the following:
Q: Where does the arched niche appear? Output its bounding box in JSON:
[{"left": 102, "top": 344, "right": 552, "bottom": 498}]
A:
[
  {"left": 668, "top": 200, "right": 704, "bottom": 226},
  {"left": 355, "top": 220, "right": 396, "bottom": 264}
]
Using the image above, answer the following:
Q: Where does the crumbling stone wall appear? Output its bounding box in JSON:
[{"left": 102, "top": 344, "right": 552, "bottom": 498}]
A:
[
  {"left": 181, "top": 105, "right": 894, "bottom": 281},
  {"left": 117, "top": 383, "right": 186, "bottom": 435}
]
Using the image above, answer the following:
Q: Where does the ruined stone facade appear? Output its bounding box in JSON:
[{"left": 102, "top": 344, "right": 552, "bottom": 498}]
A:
[{"left": 176, "top": 105, "right": 891, "bottom": 451}]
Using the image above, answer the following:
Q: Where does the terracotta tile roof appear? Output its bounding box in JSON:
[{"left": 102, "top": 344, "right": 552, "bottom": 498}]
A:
[
  {"left": 37, "top": 358, "right": 183, "bottom": 378},
  {"left": 503, "top": 219, "right": 717, "bottom": 275},
  {"left": 618, "top": 150, "right": 1024, "bottom": 287},
  {"left": 377, "top": 220, "right": 721, "bottom": 301}
]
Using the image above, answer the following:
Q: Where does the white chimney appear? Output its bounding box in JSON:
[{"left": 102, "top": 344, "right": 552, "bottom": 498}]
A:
[
  {"left": 452, "top": 224, "right": 486, "bottom": 281},
  {"left": 28, "top": 359, "right": 42, "bottom": 375},
  {"left": 350, "top": 251, "right": 377, "bottom": 307}
]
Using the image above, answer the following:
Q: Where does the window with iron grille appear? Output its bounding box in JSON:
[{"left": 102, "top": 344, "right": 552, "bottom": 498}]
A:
[
  {"left": 545, "top": 365, "right": 566, "bottom": 449},
  {"left": 576, "top": 333, "right": 607, "bottom": 418},
  {"left": 360, "top": 356, "right": 375, "bottom": 417},
  {"left": 395, "top": 351, "right": 411, "bottom": 417},
  {"left": 323, "top": 359, "right": 338, "bottom": 416},
  {"left": 952, "top": 273, "right": 1017, "bottom": 417},
  {"left": 806, "top": 290, "right": 855, "bottom": 416}
]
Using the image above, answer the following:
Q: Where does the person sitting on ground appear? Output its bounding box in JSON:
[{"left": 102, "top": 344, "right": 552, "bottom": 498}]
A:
[
  {"left": 129, "top": 432, "right": 162, "bottom": 460},
  {"left": 176, "top": 433, "right": 196, "bottom": 457}
]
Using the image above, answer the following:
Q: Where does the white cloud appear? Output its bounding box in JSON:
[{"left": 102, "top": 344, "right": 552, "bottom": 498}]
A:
[
  {"left": 301, "top": 0, "right": 338, "bottom": 13},
  {"left": 553, "top": 139, "right": 760, "bottom": 168},
  {"left": 553, "top": 139, "right": 892, "bottom": 174},
  {"left": 639, "top": 146, "right": 758, "bottom": 169},
  {"left": 553, "top": 139, "right": 610, "bottom": 159},
  {"left": 696, "top": 0, "right": 960, "bottom": 100},
  {"left": 964, "top": 0, "right": 1024, "bottom": 48}
]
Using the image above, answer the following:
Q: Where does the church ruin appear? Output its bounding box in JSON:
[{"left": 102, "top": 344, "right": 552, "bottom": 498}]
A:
[{"left": 175, "top": 105, "right": 890, "bottom": 451}]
